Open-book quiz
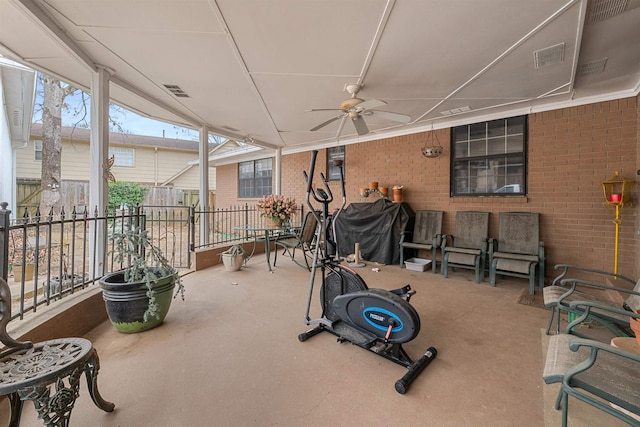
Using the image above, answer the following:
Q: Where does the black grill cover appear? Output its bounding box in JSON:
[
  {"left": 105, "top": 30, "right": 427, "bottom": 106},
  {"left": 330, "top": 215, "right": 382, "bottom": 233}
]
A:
[{"left": 335, "top": 199, "right": 414, "bottom": 265}]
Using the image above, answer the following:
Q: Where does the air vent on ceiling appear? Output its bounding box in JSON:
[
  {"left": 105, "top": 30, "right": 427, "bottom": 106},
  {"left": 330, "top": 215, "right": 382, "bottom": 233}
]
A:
[
  {"left": 587, "top": 0, "right": 629, "bottom": 23},
  {"left": 534, "top": 43, "right": 565, "bottom": 69},
  {"left": 11, "top": 108, "right": 22, "bottom": 127},
  {"left": 163, "top": 84, "right": 190, "bottom": 98},
  {"left": 579, "top": 58, "right": 608, "bottom": 76},
  {"left": 440, "top": 106, "right": 471, "bottom": 116}
]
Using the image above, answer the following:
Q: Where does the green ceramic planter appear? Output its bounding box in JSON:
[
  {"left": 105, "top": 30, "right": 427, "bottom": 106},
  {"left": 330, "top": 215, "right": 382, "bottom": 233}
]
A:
[{"left": 100, "top": 269, "right": 176, "bottom": 333}]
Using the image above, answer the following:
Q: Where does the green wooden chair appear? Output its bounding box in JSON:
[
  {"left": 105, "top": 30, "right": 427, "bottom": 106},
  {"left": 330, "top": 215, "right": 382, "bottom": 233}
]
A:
[
  {"left": 488, "top": 212, "right": 545, "bottom": 295},
  {"left": 441, "top": 211, "right": 490, "bottom": 283},
  {"left": 399, "top": 210, "right": 444, "bottom": 273}
]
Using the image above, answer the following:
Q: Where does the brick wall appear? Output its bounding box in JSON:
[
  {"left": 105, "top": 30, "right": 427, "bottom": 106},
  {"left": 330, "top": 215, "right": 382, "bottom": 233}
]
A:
[{"left": 216, "top": 96, "right": 640, "bottom": 281}]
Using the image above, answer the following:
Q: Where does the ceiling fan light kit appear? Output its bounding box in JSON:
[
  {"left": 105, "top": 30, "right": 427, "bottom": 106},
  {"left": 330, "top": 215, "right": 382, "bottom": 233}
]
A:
[{"left": 308, "top": 84, "right": 411, "bottom": 138}]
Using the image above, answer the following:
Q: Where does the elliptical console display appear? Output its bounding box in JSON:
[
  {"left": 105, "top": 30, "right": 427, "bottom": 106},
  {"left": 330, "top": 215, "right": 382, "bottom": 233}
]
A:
[{"left": 298, "top": 150, "right": 437, "bottom": 394}]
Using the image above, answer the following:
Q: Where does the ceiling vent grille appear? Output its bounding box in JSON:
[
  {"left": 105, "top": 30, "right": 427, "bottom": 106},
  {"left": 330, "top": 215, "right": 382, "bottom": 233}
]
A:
[
  {"left": 163, "top": 84, "right": 190, "bottom": 98},
  {"left": 440, "top": 106, "right": 471, "bottom": 116},
  {"left": 579, "top": 58, "right": 608, "bottom": 76},
  {"left": 587, "top": 0, "right": 629, "bottom": 23},
  {"left": 11, "top": 108, "right": 22, "bottom": 127},
  {"left": 534, "top": 43, "right": 565, "bottom": 69}
]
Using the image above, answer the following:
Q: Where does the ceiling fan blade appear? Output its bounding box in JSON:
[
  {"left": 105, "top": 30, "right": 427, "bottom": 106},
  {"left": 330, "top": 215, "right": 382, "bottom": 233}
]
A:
[
  {"left": 355, "top": 98, "right": 386, "bottom": 111},
  {"left": 310, "top": 115, "right": 343, "bottom": 131},
  {"left": 370, "top": 110, "right": 411, "bottom": 123},
  {"left": 306, "top": 108, "right": 343, "bottom": 112},
  {"left": 352, "top": 115, "right": 369, "bottom": 135}
]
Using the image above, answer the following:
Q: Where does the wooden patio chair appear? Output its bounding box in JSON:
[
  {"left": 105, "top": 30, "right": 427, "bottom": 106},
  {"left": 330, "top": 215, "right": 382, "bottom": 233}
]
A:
[
  {"left": 399, "top": 210, "right": 444, "bottom": 273},
  {"left": 441, "top": 211, "right": 490, "bottom": 283},
  {"left": 273, "top": 211, "right": 319, "bottom": 271},
  {"left": 0, "top": 277, "right": 114, "bottom": 425},
  {"left": 488, "top": 212, "right": 545, "bottom": 295}
]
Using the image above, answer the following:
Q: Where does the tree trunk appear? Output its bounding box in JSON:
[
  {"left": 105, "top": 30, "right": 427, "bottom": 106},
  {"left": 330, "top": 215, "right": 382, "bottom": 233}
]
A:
[{"left": 40, "top": 76, "right": 75, "bottom": 215}]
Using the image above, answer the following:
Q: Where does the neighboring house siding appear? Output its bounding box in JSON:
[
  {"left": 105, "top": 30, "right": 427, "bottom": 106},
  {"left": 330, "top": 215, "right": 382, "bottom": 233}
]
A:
[
  {"left": 216, "top": 96, "right": 640, "bottom": 281},
  {"left": 18, "top": 131, "right": 215, "bottom": 189}
]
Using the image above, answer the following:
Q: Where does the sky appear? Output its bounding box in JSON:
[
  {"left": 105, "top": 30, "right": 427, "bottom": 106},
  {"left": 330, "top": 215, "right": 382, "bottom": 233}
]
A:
[{"left": 33, "top": 76, "right": 202, "bottom": 141}]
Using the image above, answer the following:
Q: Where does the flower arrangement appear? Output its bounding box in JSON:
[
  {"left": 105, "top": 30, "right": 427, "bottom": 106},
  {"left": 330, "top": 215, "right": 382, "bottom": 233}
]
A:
[{"left": 256, "top": 194, "right": 297, "bottom": 221}]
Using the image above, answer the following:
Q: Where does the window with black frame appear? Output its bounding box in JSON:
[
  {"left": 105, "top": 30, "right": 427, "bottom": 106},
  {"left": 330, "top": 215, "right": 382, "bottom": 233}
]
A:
[
  {"left": 326, "top": 146, "right": 345, "bottom": 181},
  {"left": 451, "top": 116, "right": 527, "bottom": 196},
  {"left": 238, "top": 158, "right": 272, "bottom": 198}
]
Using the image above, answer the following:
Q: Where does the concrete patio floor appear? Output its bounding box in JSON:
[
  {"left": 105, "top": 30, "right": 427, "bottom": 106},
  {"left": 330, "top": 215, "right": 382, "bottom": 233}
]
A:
[{"left": 2, "top": 253, "right": 629, "bottom": 426}]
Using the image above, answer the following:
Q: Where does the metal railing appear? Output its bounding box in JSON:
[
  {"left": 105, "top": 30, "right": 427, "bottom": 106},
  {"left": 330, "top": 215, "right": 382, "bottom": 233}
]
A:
[
  {"left": 0, "top": 203, "right": 147, "bottom": 320},
  {"left": 1, "top": 201, "right": 304, "bottom": 321},
  {"left": 190, "top": 203, "right": 304, "bottom": 251}
]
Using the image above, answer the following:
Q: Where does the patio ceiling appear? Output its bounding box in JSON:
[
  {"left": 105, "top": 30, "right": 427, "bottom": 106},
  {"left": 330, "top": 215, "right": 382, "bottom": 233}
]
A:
[{"left": 1, "top": 0, "right": 639, "bottom": 162}]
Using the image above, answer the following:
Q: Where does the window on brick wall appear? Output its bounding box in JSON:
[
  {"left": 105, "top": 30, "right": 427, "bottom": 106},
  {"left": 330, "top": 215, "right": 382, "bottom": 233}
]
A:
[
  {"left": 451, "top": 115, "right": 527, "bottom": 196},
  {"left": 239, "top": 158, "right": 272, "bottom": 198}
]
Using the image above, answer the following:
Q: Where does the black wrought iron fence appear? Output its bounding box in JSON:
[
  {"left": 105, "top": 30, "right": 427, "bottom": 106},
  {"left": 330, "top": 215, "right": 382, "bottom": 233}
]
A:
[
  {"left": 190, "top": 203, "right": 304, "bottom": 251},
  {"left": 0, "top": 203, "right": 146, "bottom": 320},
  {"left": 0, "top": 201, "right": 304, "bottom": 321}
]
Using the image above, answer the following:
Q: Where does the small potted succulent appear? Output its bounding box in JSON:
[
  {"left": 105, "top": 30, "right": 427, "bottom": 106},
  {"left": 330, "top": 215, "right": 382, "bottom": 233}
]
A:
[{"left": 221, "top": 244, "right": 246, "bottom": 272}]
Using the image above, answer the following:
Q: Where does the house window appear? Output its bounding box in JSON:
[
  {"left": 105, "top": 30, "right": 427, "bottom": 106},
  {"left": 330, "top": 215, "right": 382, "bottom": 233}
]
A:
[
  {"left": 34, "top": 140, "right": 42, "bottom": 160},
  {"left": 451, "top": 115, "right": 527, "bottom": 196},
  {"left": 326, "top": 146, "right": 345, "bottom": 181},
  {"left": 108, "top": 147, "right": 135, "bottom": 167},
  {"left": 239, "top": 158, "right": 272, "bottom": 198}
]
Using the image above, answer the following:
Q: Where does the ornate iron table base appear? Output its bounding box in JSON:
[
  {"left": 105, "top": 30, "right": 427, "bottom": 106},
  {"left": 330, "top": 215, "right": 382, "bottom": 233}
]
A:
[{"left": 1, "top": 338, "right": 115, "bottom": 427}]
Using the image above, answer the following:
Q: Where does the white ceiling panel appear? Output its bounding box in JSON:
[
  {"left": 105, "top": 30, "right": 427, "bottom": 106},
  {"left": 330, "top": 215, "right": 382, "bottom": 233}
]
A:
[{"left": 0, "top": 0, "right": 638, "bottom": 152}]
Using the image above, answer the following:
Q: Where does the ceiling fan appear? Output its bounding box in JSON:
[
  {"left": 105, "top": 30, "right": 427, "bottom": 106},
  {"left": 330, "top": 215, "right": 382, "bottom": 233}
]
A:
[{"left": 308, "top": 84, "right": 411, "bottom": 136}]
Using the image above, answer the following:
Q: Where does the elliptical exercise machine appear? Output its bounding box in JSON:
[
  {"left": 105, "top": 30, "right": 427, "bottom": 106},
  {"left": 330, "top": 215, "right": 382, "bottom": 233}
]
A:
[{"left": 298, "top": 150, "right": 437, "bottom": 394}]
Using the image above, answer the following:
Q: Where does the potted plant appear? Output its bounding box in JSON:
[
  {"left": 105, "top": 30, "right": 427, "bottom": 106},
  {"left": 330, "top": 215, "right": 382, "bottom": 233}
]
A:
[
  {"left": 221, "top": 244, "right": 245, "bottom": 272},
  {"left": 256, "top": 194, "right": 297, "bottom": 228},
  {"left": 99, "top": 225, "right": 184, "bottom": 333}
]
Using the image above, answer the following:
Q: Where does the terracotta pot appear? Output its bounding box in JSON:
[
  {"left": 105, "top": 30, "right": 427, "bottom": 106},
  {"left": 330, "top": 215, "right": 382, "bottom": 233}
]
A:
[
  {"left": 393, "top": 188, "right": 403, "bottom": 203},
  {"left": 379, "top": 186, "right": 388, "bottom": 197},
  {"left": 265, "top": 217, "right": 283, "bottom": 228},
  {"left": 369, "top": 181, "right": 378, "bottom": 189},
  {"left": 360, "top": 187, "right": 369, "bottom": 197}
]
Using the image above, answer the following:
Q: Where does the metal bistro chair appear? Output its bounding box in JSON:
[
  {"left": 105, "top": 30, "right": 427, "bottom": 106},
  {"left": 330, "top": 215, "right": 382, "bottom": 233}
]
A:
[
  {"left": 399, "top": 210, "right": 444, "bottom": 273},
  {"left": 489, "top": 212, "right": 545, "bottom": 295},
  {"left": 441, "top": 211, "right": 490, "bottom": 283},
  {"left": 0, "top": 277, "right": 114, "bottom": 426},
  {"left": 273, "top": 211, "right": 319, "bottom": 271}
]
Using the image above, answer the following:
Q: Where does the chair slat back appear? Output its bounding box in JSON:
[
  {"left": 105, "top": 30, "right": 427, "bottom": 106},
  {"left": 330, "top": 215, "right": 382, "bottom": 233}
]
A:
[
  {"left": 453, "top": 211, "right": 489, "bottom": 249},
  {"left": 299, "top": 212, "right": 319, "bottom": 245},
  {"left": 498, "top": 212, "right": 539, "bottom": 255},
  {"left": 412, "top": 210, "right": 443, "bottom": 245}
]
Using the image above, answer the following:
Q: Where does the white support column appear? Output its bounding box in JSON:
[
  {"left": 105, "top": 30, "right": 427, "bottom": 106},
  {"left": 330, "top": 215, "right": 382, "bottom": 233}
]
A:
[
  {"left": 199, "top": 125, "right": 210, "bottom": 246},
  {"left": 89, "top": 67, "right": 110, "bottom": 279},
  {"left": 274, "top": 148, "right": 282, "bottom": 195}
]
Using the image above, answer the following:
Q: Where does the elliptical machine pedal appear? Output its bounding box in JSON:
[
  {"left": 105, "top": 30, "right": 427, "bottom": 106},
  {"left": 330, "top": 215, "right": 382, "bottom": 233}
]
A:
[{"left": 298, "top": 150, "right": 437, "bottom": 394}]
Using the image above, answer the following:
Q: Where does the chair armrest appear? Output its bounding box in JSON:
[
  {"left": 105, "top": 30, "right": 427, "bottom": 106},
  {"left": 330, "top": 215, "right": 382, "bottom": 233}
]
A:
[
  {"left": 552, "top": 264, "right": 635, "bottom": 287},
  {"left": 440, "top": 234, "right": 450, "bottom": 249},
  {"left": 566, "top": 337, "right": 640, "bottom": 367},
  {"left": 568, "top": 299, "right": 640, "bottom": 318},
  {"left": 559, "top": 278, "right": 640, "bottom": 297}
]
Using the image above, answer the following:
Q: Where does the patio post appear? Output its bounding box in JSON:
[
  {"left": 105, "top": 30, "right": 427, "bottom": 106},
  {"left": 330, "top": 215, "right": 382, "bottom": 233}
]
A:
[
  {"left": 0, "top": 202, "right": 10, "bottom": 281},
  {"left": 199, "top": 125, "right": 210, "bottom": 247},
  {"left": 88, "top": 66, "right": 110, "bottom": 279}
]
